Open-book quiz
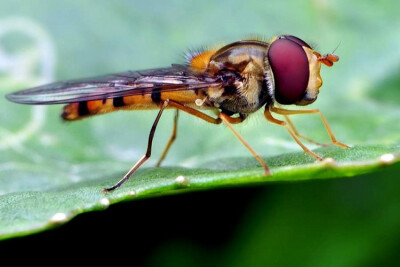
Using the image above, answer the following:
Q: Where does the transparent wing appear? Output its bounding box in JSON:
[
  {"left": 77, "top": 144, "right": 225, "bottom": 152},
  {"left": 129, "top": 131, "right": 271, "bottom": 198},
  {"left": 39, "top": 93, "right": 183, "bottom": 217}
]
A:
[{"left": 6, "top": 65, "right": 223, "bottom": 104}]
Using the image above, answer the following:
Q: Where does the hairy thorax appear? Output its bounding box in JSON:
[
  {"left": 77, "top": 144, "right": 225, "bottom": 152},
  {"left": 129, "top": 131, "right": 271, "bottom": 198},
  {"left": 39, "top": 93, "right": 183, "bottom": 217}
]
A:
[{"left": 205, "top": 56, "right": 272, "bottom": 115}]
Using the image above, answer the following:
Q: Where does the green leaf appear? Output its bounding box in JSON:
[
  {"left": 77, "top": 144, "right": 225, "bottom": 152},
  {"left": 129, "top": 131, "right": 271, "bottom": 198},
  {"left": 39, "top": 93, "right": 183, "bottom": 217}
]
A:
[{"left": 1, "top": 0, "right": 400, "bottom": 241}]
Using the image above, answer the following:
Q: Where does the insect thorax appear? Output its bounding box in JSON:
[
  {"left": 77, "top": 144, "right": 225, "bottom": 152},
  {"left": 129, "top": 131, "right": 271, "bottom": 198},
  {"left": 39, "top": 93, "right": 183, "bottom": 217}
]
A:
[{"left": 203, "top": 40, "right": 274, "bottom": 115}]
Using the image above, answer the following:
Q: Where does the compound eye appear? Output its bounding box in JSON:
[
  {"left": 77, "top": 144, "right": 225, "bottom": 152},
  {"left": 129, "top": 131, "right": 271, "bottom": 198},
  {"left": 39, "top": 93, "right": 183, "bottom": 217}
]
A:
[
  {"left": 268, "top": 36, "right": 310, "bottom": 104},
  {"left": 279, "top": 35, "right": 311, "bottom": 49}
]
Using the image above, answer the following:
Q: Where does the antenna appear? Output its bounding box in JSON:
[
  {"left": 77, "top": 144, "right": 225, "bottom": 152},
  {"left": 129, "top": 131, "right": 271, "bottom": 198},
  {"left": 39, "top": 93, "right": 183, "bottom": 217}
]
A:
[{"left": 332, "top": 41, "right": 341, "bottom": 54}]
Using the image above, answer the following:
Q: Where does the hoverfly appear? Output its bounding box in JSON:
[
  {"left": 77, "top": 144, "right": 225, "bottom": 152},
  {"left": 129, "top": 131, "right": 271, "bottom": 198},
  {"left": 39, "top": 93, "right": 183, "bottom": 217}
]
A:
[{"left": 6, "top": 35, "right": 348, "bottom": 192}]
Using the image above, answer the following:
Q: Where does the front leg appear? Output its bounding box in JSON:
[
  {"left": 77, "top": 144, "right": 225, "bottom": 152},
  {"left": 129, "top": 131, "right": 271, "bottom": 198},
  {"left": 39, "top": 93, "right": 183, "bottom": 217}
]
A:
[
  {"left": 270, "top": 106, "right": 349, "bottom": 148},
  {"left": 264, "top": 108, "right": 323, "bottom": 161}
]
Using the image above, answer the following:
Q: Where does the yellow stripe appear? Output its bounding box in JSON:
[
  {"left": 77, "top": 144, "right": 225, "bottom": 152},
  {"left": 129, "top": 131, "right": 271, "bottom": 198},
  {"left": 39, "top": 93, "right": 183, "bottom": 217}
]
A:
[{"left": 62, "top": 90, "right": 206, "bottom": 121}]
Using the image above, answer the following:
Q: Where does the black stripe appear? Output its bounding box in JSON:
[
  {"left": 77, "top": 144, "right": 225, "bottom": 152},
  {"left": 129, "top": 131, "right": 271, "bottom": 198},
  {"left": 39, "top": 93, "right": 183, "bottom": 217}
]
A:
[
  {"left": 113, "top": 97, "right": 125, "bottom": 107},
  {"left": 151, "top": 89, "right": 162, "bottom": 103},
  {"left": 78, "top": 101, "right": 90, "bottom": 116}
]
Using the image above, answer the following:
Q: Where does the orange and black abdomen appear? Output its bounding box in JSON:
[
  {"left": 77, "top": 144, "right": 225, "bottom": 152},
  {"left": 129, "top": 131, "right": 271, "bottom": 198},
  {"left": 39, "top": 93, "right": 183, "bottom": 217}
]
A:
[{"left": 62, "top": 90, "right": 202, "bottom": 120}]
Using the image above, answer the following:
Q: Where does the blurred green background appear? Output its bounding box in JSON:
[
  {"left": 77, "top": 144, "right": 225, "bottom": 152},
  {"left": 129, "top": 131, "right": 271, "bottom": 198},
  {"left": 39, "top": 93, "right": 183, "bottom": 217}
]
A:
[{"left": 1, "top": 0, "right": 400, "bottom": 265}]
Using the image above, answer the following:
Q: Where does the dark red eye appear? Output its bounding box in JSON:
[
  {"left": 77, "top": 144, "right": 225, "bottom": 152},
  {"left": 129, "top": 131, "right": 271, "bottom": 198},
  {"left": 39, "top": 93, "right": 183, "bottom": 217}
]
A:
[
  {"left": 268, "top": 36, "right": 310, "bottom": 104},
  {"left": 280, "top": 35, "right": 311, "bottom": 49}
]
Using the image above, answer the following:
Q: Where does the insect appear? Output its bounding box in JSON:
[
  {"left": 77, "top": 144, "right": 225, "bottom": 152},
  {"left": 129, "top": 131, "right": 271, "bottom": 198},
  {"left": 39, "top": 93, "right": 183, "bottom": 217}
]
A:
[{"left": 6, "top": 35, "right": 348, "bottom": 192}]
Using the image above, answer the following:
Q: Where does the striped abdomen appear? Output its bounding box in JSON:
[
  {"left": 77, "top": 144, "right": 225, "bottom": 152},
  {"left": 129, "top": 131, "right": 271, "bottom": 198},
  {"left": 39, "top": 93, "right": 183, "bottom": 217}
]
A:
[{"left": 62, "top": 90, "right": 204, "bottom": 120}]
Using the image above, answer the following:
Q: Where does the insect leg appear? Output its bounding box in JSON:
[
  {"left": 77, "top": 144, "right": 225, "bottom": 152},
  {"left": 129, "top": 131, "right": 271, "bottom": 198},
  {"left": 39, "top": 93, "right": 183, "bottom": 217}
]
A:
[
  {"left": 102, "top": 100, "right": 170, "bottom": 193},
  {"left": 264, "top": 108, "right": 323, "bottom": 161},
  {"left": 155, "top": 109, "right": 179, "bottom": 167},
  {"left": 218, "top": 113, "right": 270, "bottom": 175},
  {"left": 156, "top": 101, "right": 266, "bottom": 172},
  {"left": 270, "top": 106, "right": 349, "bottom": 148},
  {"left": 283, "top": 115, "right": 330, "bottom": 146},
  {"left": 155, "top": 101, "right": 233, "bottom": 167},
  {"left": 167, "top": 99, "right": 222, "bottom": 124},
  {"left": 103, "top": 100, "right": 224, "bottom": 192}
]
